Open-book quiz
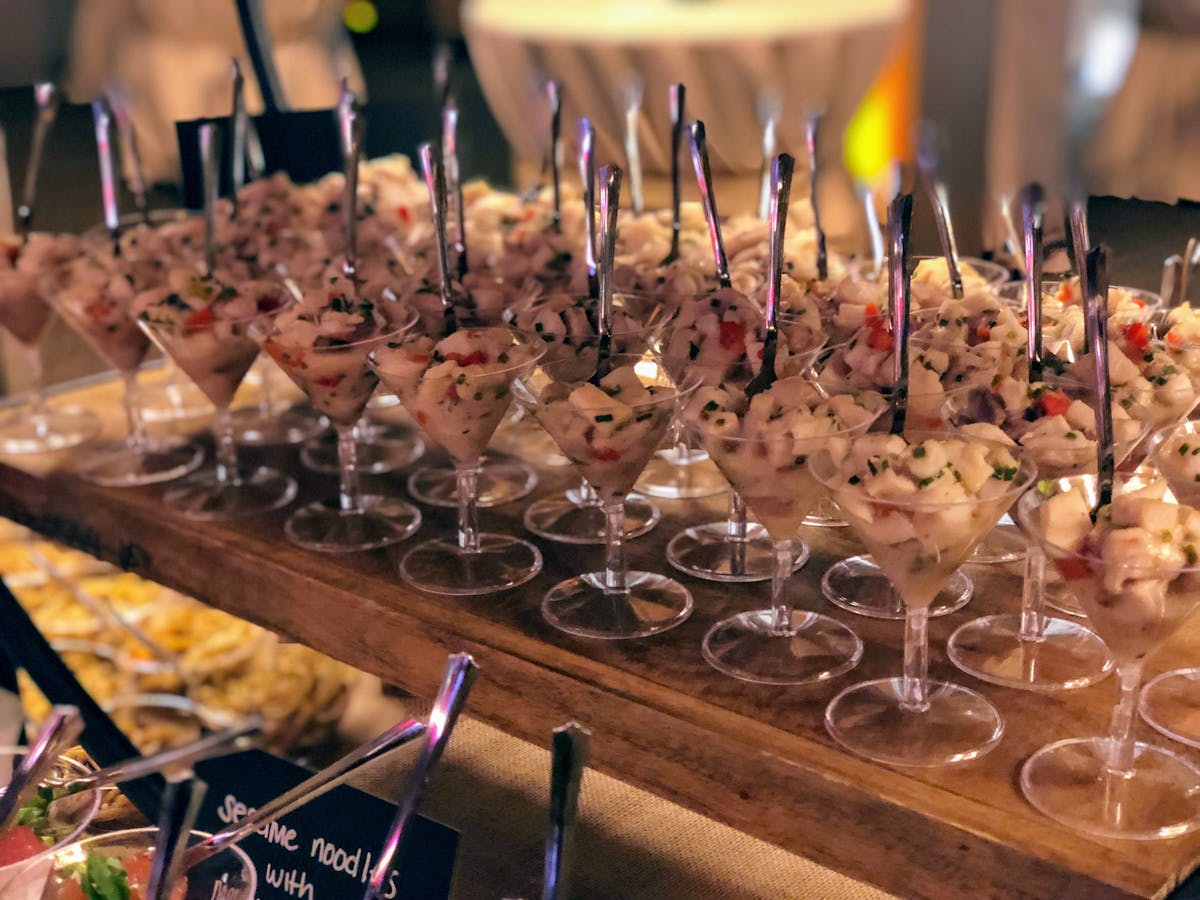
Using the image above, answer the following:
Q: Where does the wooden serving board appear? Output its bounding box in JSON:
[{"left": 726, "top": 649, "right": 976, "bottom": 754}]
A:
[{"left": 3, "top": 374, "right": 1200, "bottom": 899}]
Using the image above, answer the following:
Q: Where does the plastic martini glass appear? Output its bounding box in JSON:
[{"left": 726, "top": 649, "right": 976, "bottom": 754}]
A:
[
  {"left": 517, "top": 351, "right": 699, "bottom": 637},
  {"left": 813, "top": 433, "right": 1036, "bottom": 766},
  {"left": 372, "top": 326, "right": 547, "bottom": 595},
  {"left": 1017, "top": 478, "right": 1200, "bottom": 838}
]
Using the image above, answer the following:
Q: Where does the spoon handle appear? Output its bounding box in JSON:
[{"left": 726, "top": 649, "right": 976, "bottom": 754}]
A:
[
  {"left": 546, "top": 80, "right": 562, "bottom": 227},
  {"left": 756, "top": 91, "right": 780, "bottom": 222},
  {"left": 597, "top": 164, "right": 623, "bottom": 340},
  {"left": 1070, "top": 201, "right": 1093, "bottom": 342},
  {"left": 1018, "top": 182, "right": 1046, "bottom": 379},
  {"left": 147, "top": 775, "right": 206, "bottom": 900},
  {"left": 90, "top": 100, "right": 121, "bottom": 255},
  {"left": 856, "top": 180, "right": 884, "bottom": 278},
  {"left": 199, "top": 122, "right": 220, "bottom": 276},
  {"left": 1162, "top": 253, "right": 1183, "bottom": 308},
  {"left": 109, "top": 89, "right": 149, "bottom": 226},
  {"left": 185, "top": 717, "right": 425, "bottom": 870},
  {"left": 0, "top": 706, "right": 83, "bottom": 831},
  {"left": 1085, "top": 245, "right": 1114, "bottom": 508},
  {"left": 765, "top": 153, "right": 794, "bottom": 334},
  {"left": 688, "top": 121, "right": 730, "bottom": 288},
  {"left": 804, "top": 113, "right": 827, "bottom": 280},
  {"left": 578, "top": 118, "right": 597, "bottom": 297},
  {"left": 887, "top": 192, "right": 913, "bottom": 435},
  {"left": 542, "top": 723, "right": 590, "bottom": 900},
  {"left": 667, "top": 83, "right": 686, "bottom": 262},
  {"left": 18, "top": 82, "right": 59, "bottom": 238},
  {"left": 363, "top": 654, "right": 479, "bottom": 900},
  {"left": 623, "top": 80, "right": 644, "bottom": 214},
  {"left": 917, "top": 125, "right": 961, "bottom": 298},
  {"left": 419, "top": 142, "right": 456, "bottom": 334},
  {"left": 230, "top": 60, "right": 247, "bottom": 210},
  {"left": 432, "top": 42, "right": 453, "bottom": 113},
  {"left": 442, "top": 100, "right": 468, "bottom": 279},
  {"left": 339, "top": 83, "right": 365, "bottom": 284}
]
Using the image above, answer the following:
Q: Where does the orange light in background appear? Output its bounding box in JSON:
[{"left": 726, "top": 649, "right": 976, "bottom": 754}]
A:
[
  {"left": 844, "top": 1, "right": 923, "bottom": 185},
  {"left": 344, "top": 0, "right": 379, "bottom": 34}
]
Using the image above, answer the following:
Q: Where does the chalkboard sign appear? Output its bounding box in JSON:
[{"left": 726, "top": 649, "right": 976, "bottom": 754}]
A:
[{"left": 194, "top": 749, "right": 458, "bottom": 900}]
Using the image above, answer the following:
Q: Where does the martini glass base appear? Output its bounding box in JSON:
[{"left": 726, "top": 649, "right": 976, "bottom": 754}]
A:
[
  {"left": 822, "top": 555, "right": 972, "bottom": 619},
  {"left": 542, "top": 571, "right": 692, "bottom": 639},
  {"left": 73, "top": 438, "right": 204, "bottom": 488},
  {"left": 408, "top": 455, "right": 537, "bottom": 508},
  {"left": 667, "top": 523, "right": 810, "bottom": 583},
  {"left": 232, "top": 404, "right": 328, "bottom": 446},
  {"left": 162, "top": 466, "right": 297, "bottom": 521},
  {"left": 1021, "top": 737, "right": 1200, "bottom": 839},
  {"left": 0, "top": 406, "right": 99, "bottom": 454},
  {"left": 524, "top": 493, "right": 659, "bottom": 544},
  {"left": 825, "top": 677, "right": 1004, "bottom": 766},
  {"left": 301, "top": 424, "right": 424, "bottom": 475},
  {"left": 947, "top": 614, "right": 1113, "bottom": 691},
  {"left": 1141, "top": 668, "right": 1200, "bottom": 749},
  {"left": 702, "top": 609, "right": 863, "bottom": 685},
  {"left": 285, "top": 494, "right": 421, "bottom": 553},
  {"left": 636, "top": 452, "right": 728, "bottom": 500},
  {"left": 401, "top": 534, "right": 542, "bottom": 596}
]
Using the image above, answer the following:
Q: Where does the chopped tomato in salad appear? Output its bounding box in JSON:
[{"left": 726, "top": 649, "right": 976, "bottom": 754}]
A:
[
  {"left": 48, "top": 851, "right": 187, "bottom": 900},
  {"left": 718, "top": 320, "right": 747, "bottom": 355},
  {"left": 0, "top": 825, "right": 49, "bottom": 867}
]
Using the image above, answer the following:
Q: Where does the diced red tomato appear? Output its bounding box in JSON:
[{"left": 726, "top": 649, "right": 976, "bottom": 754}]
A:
[
  {"left": 1168, "top": 330, "right": 1184, "bottom": 347},
  {"left": 863, "top": 303, "right": 893, "bottom": 351},
  {"left": 445, "top": 350, "right": 488, "bottom": 367},
  {"left": 397, "top": 205, "right": 412, "bottom": 224},
  {"left": 416, "top": 411, "right": 428, "bottom": 425},
  {"left": 184, "top": 307, "right": 215, "bottom": 331},
  {"left": 1037, "top": 389, "right": 1071, "bottom": 417},
  {"left": 313, "top": 373, "right": 345, "bottom": 388},
  {"left": 1123, "top": 321, "right": 1150, "bottom": 351},
  {"left": 718, "top": 321, "right": 746, "bottom": 354},
  {"left": 975, "top": 324, "right": 991, "bottom": 342},
  {"left": 1055, "top": 556, "right": 1092, "bottom": 581},
  {"left": 867, "top": 327, "right": 894, "bottom": 352},
  {"left": 47, "top": 879, "right": 86, "bottom": 900},
  {"left": 1057, "top": 283, "right": 1072, "bottom": 304},
  {"left": 0, "top": 826, "right": 47, "bottom": 866},
  {"left": 591, "top": 447, "right": 621, "bottom": 462},
  {"left": 84, "top": 298, "right": 115, "bottom": 319},
  {"left": 1132, "top": 297, "right": 1146, "bottom": 308}
]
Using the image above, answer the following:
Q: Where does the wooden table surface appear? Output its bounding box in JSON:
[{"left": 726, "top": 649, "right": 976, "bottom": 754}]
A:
[{"left": 4, "top": 374, "right": 1200, "bottom": 900}]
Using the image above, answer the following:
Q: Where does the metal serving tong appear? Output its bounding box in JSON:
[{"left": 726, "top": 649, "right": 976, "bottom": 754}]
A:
[
  {"left": 887, "top": 192, "right": 914, "bottom": 435},
  {"left": 363, "top": 653, "right": 479, "bottom": 900},
  {"left": 542, "top": 722, "right": 590, "bottom": 900},
  {"left": 183, "top": 715, "right": 427, "bottom": 870},
  {"left": 0, "top": 706, "right": 83, "bottom": 833},
  {"left": 744, "top": 153, "right": 794, "bottom": 399}
]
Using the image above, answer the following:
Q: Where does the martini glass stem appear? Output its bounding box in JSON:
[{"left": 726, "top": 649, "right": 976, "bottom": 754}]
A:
[
  {"left": 602, "top": 496, "right": 628, "bottom": 594},
  {"left": 900, "top": 605, "right": 931, "bottom": 712},
  {"left": 1106, "top": 662, "right": 1143, "bottom": 776},
  {"left": 457, "top": 460, "right": 482, "bottom": 553},
  {"left": 728, "top": 491, "right": 749, "bottom": 575},
  {"left": 770, "top": 539, "right": 794, "bottom": 635},
  {"left": 1018, "top": 542, "right": 1048, "bottom": 641},
  {"left": 336, "top": 422, "right": 361, "bottom": 512},
  {"left": 212, "top": 406, "right": 237, "bottom": 485},
  {"left": 121, "top": 370, "right": 148, "bottom": 454},
  {"left": 24, "top": 342, "right": 47, "bottom": 436},
  {"left": 257, "top": 360, "right": 275, "bottom": 416}
]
